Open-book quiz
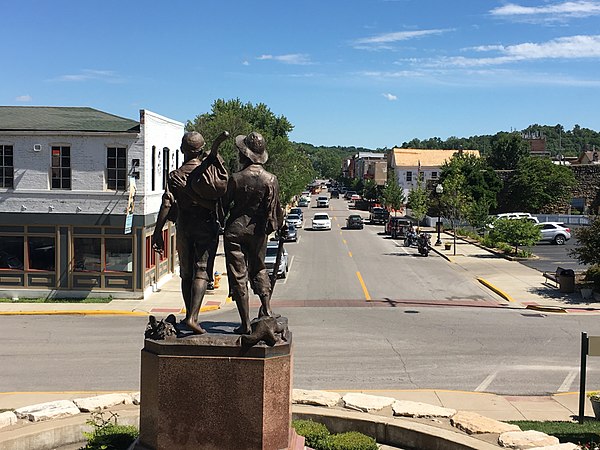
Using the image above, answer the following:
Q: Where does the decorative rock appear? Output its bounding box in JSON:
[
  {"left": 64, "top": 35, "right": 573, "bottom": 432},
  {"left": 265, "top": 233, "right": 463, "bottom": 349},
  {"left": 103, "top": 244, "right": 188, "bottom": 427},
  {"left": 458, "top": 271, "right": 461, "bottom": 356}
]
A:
[
  {"left": 73, "top": 393, "right": 133, "bottom": 412},
  {"left": 14, "top": 400, "right": 79, "bottom": 422},
  {"left": 292, "top": 389, "right": 341, "bottom": 407},
  {"left": 130, "top": 392, "right": 141, "bottom": 405},
  {"left": 342, "top": 393, "right": 395, "bottom": 412},
  {"left": 528, "top": 444, "right": 578, "bottom": 450},
  {"left": 451, "top": 411, "right": 521, "bottom": 435},
  {"left": 392, "top": 400, "right": 456, "bottom": 418},
  {"left": 0, "top": 411, "right": 17, "bottom": 429},
  {"left": 498, "top": 430, "right": 559, "bottom": 449}
]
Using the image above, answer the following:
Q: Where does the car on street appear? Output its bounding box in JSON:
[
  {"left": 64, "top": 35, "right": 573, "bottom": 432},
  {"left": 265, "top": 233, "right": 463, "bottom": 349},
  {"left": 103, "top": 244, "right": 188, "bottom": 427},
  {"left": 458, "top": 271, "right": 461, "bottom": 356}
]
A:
[
  {"left": 369, "top": 207, "right": 389, "bottom": 225},
  {"left": 286, "top": 213, "right": 303, "bottom": 229},
  {"left": 289, "top": 207, "right": 303, "bottom": 221},
  {"left": 312, "top": 213, "right": 332, "bottom": 230},
  {"left": 283, "top": 223, "right": 298, "bottom": 242},
  {"left": 330, "top": 190, "right": 340, "bottom": 198},
  {"left": 346, "top": 214, "right": 364, "bottom": 229},
  {"left": 264, "top": 241, "right": 289, "bottom": 278},
  {"left": 386, "top": 217, "right": 413, "bottom": 238},
  {"left": 298, "top": 197, "right": 310, "bottom": 207},
  {"left": 317, "top": 196, "right": 330, "bottom": 208},
  {"left": 536, "top": 222, "right": 571, "bottom": 245},
  {"left": 344, "top": 190, "right": 357, "bottom": 200}
]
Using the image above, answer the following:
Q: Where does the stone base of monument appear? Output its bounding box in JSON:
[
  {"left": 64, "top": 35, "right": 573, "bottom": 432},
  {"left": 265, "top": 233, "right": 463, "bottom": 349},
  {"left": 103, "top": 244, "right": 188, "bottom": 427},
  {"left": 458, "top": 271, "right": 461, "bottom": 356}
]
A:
[{"left": 135, "top": 329, "right": 292, "bottom": 450}]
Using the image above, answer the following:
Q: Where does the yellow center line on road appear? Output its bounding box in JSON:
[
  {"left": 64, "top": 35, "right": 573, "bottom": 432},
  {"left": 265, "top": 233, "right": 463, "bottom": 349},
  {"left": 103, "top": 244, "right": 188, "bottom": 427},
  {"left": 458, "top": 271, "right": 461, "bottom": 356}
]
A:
[
  {"left": 356, "top": 271, "right": 371, "bottom": 301},
  {"left": 342, "top": 239, "right": 347, "bottom": 244},
  {"left": 348, "top": 251, "right": 352, "bottom": 257}
]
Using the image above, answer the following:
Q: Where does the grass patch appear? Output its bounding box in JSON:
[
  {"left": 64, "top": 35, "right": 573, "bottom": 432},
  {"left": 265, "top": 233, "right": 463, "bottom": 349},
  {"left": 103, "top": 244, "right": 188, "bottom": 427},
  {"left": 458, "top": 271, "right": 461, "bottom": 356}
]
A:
[
  {"left": 509, "top": 420, "right": 600, "bottom": 446},
  {"left": 0, "top": 297, "right": 112, "bottom": 303}
]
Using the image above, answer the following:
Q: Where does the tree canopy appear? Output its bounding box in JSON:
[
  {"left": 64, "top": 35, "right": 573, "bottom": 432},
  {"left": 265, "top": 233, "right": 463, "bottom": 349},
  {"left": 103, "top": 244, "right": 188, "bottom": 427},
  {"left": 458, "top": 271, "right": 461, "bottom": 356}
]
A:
[
  {"left": 382, "top": 176, "right": 405, "bottom": 216},
  {"left": 186, "top": 99, "right": 314, "bottom": 205},
  {"left": 505, "top": 157, "right": 577, "bottom": 213},
  {"left": 569, "top": 216, "right": 600, "bottom": 267}
]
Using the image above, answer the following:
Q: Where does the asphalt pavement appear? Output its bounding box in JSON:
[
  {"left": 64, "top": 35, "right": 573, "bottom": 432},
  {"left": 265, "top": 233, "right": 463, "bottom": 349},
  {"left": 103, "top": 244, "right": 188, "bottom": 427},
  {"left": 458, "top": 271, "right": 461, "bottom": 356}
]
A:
[{"left": 2, "top": 234, "right": 600, "bottom": 423}]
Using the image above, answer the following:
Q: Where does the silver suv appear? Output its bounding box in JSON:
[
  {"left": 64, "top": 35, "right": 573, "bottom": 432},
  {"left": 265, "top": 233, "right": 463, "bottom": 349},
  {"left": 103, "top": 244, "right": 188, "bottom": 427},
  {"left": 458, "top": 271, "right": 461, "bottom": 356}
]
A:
[{"left": 536, "top": 222, "right": 571, "bottom": 245}]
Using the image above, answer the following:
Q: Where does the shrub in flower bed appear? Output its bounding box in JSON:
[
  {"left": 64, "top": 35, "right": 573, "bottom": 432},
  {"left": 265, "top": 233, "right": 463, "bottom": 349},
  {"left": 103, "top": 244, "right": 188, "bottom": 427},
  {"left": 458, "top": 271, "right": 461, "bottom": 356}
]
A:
[{"left": 292, "top": 419, "right": 377, "bottom": 450}]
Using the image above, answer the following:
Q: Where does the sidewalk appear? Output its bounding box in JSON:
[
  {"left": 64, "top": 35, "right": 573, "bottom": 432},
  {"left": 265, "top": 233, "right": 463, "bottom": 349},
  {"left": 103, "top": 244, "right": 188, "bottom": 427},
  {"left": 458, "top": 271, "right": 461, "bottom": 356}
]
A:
[
  {"left": 430, "top": 231, "right": 600, "bottom": 313},
  {"left": 0, "top": 389, "right": 593, "bottom": 422}
]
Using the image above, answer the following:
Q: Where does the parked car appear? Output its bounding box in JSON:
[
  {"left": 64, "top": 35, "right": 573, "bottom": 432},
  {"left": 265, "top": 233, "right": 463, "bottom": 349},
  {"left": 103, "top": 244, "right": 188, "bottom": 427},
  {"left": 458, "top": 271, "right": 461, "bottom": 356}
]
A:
[
  {"left": 495, "top": 212, "right": 539, "bottom": 224},
  {"left": 346, "top": 215, "right": 364, "bottom": 229},
  {"left": 536, "top": 222, "right": 571, "bottom": 245},
  {"left": 286, "top": 213, "right": 303, "bottom": 229},
  {"left": 344, "top": 190, "right": 357, "bottom": 200},
  {"left": 283, "top": 224, "right": 298, "bottom": 242},
  {"left": 316, "top": 196, "right": 330, "bottom": 208},
  {"left": 264, "top": 241, "right": 289, "bottom": 278},
  {"left": 298, "top": 197, "right": 310, "bottom": 207},
  {"left": 369, "top": 207, "right": 389, "bottom": 225},
  {"left": 312, "top": 213, "right": 332, "bottom": 230},
  {"left": 289, "top": 207, "right": 304, "bottom": 221},
  {"left": 386, "top": 217, "right": 413, "bottom": 238}
]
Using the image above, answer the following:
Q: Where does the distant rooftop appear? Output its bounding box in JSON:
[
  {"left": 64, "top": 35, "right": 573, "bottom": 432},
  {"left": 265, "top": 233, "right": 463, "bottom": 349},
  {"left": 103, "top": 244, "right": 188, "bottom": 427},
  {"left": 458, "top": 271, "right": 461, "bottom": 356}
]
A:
[{"left": 0, "top": 106, "right": 140, "bottom": 133}]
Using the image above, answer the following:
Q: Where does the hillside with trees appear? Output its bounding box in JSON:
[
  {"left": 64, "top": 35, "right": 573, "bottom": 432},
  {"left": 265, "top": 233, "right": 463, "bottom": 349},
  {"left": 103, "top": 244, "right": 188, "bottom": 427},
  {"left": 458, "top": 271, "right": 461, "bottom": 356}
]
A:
[{"left": 400, "top": 124, "right": 600, "bottom": 158}]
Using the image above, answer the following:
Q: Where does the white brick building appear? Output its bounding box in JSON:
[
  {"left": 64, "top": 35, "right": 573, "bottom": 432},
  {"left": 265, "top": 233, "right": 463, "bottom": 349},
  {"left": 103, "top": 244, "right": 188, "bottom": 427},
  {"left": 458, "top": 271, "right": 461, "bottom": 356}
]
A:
[{"left": 0, "top": 106, "right": 184, "bottom": 299}]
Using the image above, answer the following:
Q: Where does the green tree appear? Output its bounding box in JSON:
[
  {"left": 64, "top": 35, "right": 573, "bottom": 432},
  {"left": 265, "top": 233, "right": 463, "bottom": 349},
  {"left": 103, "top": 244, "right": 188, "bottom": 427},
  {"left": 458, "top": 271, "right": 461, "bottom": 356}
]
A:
[
  {"left": 488, "top": 132, "right": 530, "bottom": 170},
  {"left": 382, "top": 176, "right": 405, "bottom": 216},
  {"left": 362, "top": 179, "right": 382, "bottom": 203},
  {"left": 441, "top": 172, "right": 471, "bottom": 254},
  {"left": 569, "top": 216, "right": 600, "bottom": 267},
  {"left": 186, "top": 98, "right": 313, "bottom": 205},
  {"left": 506, "top": 157, "right": 576, "bottom": 212},
  {"left": 407, "top": 182, "right": 429, "bottom": 225},
  {"left": 491, "top": 219, "right": 541, "bottom": 254}
]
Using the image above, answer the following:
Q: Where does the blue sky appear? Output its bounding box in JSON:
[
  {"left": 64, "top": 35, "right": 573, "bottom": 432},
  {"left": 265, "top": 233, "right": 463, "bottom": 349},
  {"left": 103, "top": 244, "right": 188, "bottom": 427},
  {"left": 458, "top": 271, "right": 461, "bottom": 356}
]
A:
[{"left": 2, "top": 0, "right": 599, "bottom": 148}]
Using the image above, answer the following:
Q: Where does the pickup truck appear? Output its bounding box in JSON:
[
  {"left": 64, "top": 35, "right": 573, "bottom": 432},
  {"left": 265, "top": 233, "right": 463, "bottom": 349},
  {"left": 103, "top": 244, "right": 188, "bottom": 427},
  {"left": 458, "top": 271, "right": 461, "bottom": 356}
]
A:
[{"left": 369, "top": 207, "right": 390, "bottom": 225}]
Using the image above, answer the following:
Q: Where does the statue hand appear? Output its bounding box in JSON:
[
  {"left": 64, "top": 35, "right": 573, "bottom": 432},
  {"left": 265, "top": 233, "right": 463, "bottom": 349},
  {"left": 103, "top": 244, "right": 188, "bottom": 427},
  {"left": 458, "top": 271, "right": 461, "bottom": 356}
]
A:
[{"left": 151, "top": 233, "right": 164, "bottom": 254}]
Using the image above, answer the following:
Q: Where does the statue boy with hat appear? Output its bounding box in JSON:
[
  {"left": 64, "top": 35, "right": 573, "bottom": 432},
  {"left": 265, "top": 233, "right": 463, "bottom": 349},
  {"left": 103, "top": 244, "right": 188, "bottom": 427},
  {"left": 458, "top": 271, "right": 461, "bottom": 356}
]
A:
[
  {"left": 152, "top": 131, "right": 228, "bottom": 334},
  {"left": 223, "top": 131, "right": 284, "bottom": 334}
]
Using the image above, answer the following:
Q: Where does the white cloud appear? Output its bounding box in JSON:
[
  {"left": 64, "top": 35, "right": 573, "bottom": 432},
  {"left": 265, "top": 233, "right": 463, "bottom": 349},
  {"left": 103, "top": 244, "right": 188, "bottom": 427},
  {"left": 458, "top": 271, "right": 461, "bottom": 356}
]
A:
[
  {"left": 490, "top": 1, "right": 600, "bottom": 20},
  {"left": 433, "top": 35, "right": 600, "bottom": 67},
  {"left": 257, "top": 53, "right": 312, "bottom": 65},
  {"left": 15, "top": 95, "right": 32, "bottom": 102},
  {"left": 51, "top": 69, "right": 122, "bottom": 83},
  {"left": 242, "top": 60, "right": 249, "bottom": 66},
  {"left": 353, "top": 29, "right": 451, "bottom": 49},
  {"left": 382, "top": 93, "right": 398, "bottom": 101}
]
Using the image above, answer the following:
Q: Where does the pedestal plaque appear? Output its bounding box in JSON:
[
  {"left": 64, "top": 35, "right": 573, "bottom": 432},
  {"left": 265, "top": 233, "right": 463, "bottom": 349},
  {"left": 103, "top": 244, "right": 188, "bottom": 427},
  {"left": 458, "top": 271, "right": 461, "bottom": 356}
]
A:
[{"left": 137, "top": 332, "right": 292, "bottom": 450}]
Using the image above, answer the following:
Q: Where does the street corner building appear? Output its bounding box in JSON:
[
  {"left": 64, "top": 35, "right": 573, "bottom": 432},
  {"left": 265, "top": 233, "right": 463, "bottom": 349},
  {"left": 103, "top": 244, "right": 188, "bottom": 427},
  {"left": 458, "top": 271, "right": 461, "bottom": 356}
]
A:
[{"left": 0, "top": 106, "right": 185, "bottom": 299}]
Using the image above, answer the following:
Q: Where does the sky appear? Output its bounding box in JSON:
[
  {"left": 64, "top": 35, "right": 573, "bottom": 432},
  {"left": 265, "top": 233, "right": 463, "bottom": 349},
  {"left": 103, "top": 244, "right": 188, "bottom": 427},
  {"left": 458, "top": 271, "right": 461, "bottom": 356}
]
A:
[{"left": 2, "top": 0, "right": 599, "bottom": 149}]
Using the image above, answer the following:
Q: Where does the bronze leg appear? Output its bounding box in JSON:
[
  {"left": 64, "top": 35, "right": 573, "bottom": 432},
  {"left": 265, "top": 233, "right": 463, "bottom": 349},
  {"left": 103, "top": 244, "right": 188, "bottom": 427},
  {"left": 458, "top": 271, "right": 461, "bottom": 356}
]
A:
[
  {"left": 184, "top": 278, "right": 207, "bottom": 334},
  {"left": 234, "top": 293, "right": 251, "bottom": 335}
]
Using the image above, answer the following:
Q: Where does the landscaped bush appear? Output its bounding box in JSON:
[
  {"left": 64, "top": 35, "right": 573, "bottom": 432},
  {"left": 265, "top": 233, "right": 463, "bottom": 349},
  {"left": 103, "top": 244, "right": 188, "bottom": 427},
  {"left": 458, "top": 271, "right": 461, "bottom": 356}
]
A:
[
  {"left": 292, "top": 419, "right": 377, "bottom": 450},
  {"left": 82, "top": 411, "right": 138, "bottom": 450},
  {"left": 292, "top": 419, "right": 330, "bottom": 448},
  {"left": 585, "top": 265, "right": 600, "bottom": 290},
  {"left": 320, "top": 431, "right": 378, "bottom": 450}
]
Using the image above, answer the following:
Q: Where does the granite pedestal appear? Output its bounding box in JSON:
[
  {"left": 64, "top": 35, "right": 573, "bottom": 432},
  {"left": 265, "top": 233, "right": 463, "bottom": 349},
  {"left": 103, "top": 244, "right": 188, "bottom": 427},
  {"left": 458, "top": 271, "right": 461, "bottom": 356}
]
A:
[{"left": 137, "top": 331, "right": 292, "bottom": 450}]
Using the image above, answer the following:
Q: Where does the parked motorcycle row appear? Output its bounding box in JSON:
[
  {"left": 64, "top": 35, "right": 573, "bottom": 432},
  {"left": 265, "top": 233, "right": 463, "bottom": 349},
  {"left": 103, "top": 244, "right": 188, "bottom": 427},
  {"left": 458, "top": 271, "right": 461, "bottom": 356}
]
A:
[{"left": 403, "top": 229, "right": 431, "bottom": 257}]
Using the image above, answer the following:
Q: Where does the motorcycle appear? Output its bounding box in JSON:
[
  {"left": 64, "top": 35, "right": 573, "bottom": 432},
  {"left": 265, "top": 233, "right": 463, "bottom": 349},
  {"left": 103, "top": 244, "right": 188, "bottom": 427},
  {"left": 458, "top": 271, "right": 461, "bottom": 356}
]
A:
[
  {"left": 404, "top": 230, "right": 418, "bottom": 247},
  {"left": 417, "top": 232, "right": 431, "bottom": 257}
]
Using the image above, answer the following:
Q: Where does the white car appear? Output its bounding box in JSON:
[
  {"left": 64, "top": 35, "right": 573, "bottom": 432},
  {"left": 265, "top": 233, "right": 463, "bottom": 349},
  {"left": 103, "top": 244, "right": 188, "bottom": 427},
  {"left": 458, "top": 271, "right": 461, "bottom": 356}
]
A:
[
  {"left": 286, "top": 213, "right": 303, "bottom": 229},
  {"left": 312, "top": 213, "right": 331, "bottom": 230},
  {"left": 264, "top": 242, "right": 288, "bottom": 278},
  {"left": 536, "top": 222, "right": 572, "bottom": 245},
  {"left": 316, "top": 196, "right": 329, "bottom": 208}
]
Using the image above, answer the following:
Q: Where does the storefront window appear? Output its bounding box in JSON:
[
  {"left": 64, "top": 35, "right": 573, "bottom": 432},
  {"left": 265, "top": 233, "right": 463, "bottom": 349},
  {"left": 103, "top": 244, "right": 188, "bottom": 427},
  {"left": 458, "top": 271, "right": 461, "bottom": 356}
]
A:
[
  {"left": 0, "top": 236, "right": 24, "bottom": 270},
  {"left": 74, "top": 238, "right": 101, "bottom": 272},
  {"left": 105, "top": 238, "right": 133, "bottom": 273},
  {"left": 28, "top": 237, "right": 55, "bottom": 271}
]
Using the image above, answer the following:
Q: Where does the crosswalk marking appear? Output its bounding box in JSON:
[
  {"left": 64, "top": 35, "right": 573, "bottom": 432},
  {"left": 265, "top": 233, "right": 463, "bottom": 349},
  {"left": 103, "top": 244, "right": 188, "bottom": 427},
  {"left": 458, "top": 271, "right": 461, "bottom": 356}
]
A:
[{"left": 475, "top": 371, "right": 498, "bottom": 392}]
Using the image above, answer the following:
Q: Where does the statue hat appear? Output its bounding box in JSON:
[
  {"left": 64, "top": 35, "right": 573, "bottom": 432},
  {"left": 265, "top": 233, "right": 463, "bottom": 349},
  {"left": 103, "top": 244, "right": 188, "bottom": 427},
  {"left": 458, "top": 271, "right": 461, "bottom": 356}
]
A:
[
  {"left": 235, "top": 132, "right": 268, "bottom": 164},
  {"left": 181, "top": 132, "right": 205, "bottom": 154}
]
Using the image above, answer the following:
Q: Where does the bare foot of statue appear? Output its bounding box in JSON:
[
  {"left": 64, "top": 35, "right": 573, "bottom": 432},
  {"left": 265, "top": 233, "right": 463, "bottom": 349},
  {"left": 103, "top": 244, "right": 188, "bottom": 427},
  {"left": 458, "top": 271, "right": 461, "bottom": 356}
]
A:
[
  {"left": 183, "top": 318, "right": 206, "bottom": 335},
  {"left": 234, "top": 324, "right": 252, "bottom": 335},
  {"left": 259, "top": 306, "right": 281, "bottom": 319}
]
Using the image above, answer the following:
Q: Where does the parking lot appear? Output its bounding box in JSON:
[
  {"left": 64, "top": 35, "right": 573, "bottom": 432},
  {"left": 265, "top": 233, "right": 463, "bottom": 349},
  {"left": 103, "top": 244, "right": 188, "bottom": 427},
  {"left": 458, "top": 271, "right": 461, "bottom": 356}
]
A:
[{"left": 522, "top": 228, "right": 587, "bottom": 273}]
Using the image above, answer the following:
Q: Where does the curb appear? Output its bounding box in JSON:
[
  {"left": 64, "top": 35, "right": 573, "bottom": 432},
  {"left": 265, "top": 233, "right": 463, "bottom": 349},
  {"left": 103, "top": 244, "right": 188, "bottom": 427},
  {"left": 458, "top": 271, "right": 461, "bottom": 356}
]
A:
[
  {"left": 477, "top": 278, "right": 515, "bottom": 302},
  {"left": 525, "top": 304, "right": 568, "bottom": 314}
]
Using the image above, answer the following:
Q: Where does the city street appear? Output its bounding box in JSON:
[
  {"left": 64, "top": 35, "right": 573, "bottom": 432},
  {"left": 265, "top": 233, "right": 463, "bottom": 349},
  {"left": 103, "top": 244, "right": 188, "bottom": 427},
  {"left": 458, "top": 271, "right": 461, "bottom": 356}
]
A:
[{"left": 2, "top": 197, "right": 600, "bottom": 396}]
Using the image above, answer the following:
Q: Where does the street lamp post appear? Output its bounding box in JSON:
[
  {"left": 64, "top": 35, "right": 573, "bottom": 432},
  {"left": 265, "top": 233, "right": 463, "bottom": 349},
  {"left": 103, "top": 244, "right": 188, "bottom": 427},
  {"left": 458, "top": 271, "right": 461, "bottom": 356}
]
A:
[{"left": 435, "top": 183, "right": 443, "bottom": 246}]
